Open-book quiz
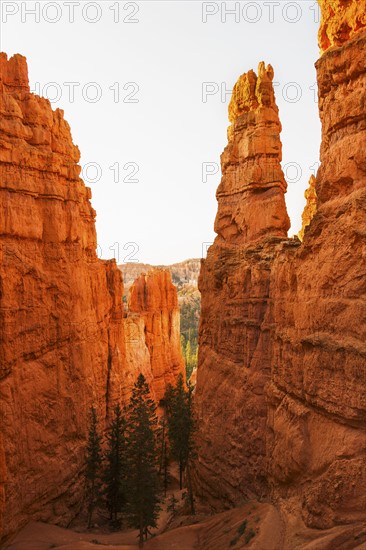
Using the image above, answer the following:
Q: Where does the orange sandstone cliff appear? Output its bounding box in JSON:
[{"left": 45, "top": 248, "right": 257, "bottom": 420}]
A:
[
  {"left": 195, "top": 0, "right": 366, "bottom": 538},
  {"left": 128, "top": 269, "right": 186, "bottom": 402},
  {"left": 195, "top": 62, "right": 291, "bottom": 505},
  {"left": 269, "top": 19, "right": 366, "bottom": 530},
  {"left": 0, "top": 52, "right": 127, "bottom": 541},
  {"left": 0, "top": 54, "right": 184, "bottom": 543}
]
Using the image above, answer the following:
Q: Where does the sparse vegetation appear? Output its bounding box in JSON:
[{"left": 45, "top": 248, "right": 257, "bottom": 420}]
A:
[
  {"left": 103, "top": 404, "right": 127, "bottom": 527},
  {"left": 84, "top": 375, "right": 162, "bottom": 547},
  {"left": 166, "top": 493, "right": 179, "bottom": 516},
  {"left": 245, "top": 528, "right": 256, "bottom": 544},
  {"left": 85, "top": 407, "right": 103, "bottom": 529},
  {"left": 229, "top": 519, "right": 256, "bottom": 546},
  {"left": 164, "top": 375, "right": 197, "bottom": 514},
  {"left": 180, "top": 297, "right": 200, "bottom": 379}
]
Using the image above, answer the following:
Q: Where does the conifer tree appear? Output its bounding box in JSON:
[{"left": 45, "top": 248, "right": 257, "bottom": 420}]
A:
[
  {"left": 158, "top": 417, "right": 170, "bottom": 496},
  {"left": 165, "top": 374, "right": 196, "bottom": 512},
  {"left": 85, "top": 406, "right": 103, "bottom": 529},
  {"left": 103, "top": 404, "right": 127, "bottom": 526},
  {"left": 125, "top": 374, "right": 161, "bottom": 547}
]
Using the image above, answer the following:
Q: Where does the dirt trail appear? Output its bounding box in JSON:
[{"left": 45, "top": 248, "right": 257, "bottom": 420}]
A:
[{"left": 6, "top": 497, "right": 366, "bottom": 549}]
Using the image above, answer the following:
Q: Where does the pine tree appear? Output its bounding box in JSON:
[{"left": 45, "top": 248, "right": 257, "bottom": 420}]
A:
[
  {"left": 103, "top": 404, "right": 127, "bottom": 527},
  {"left": 166, "top": 493, "right": 178, "bottom": 516},
  {"left": 165, "top": 374, "right": 196, "bottom": 512},
  {"left": 85, "top": 406, "right": 103, "bottom": 529},
  {"left": 158, "top": 417, "right": 170, "bottom": 496},
  {"left": 125, "top": 374, "right": 161, "bottom": 547}
]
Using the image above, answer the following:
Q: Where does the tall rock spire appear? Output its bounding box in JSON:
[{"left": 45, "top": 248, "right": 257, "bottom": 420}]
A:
[{"left": 214, "top": 62, "right": 290, "bottom": 245}]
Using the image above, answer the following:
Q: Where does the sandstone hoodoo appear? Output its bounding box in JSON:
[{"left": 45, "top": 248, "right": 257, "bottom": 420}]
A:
[
  {"left": 195, "top": 61, "right": 292, "bottom": 507},
  {"left": 128, "top": 269, "right": 186, "bottom": 403},
  {"left": 269, "top": 18, "right": 366, "bottom": 531},
  {"left": 195, "top": 0, "right": 366, "bottom": 542},
  {"left": 216, "top": 61, "right": 290, "bottom": 245},
  {"left": 298, "top": 175, "right": 317, "bottom": 241},
  {"left": 121, "top": 260, "right": 201, "bottom": 383},
  {"left": 0, "top": 53, "right": 184, "bottom": 544}
]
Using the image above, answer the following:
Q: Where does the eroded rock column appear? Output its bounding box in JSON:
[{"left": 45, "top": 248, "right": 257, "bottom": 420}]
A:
[{"left": 194, "top": 63, "right": 291, "bottom": 506}]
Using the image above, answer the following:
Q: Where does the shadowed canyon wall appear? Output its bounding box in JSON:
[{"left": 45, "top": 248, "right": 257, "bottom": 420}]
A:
[
  {"left": 0, "top": 54, "right": 184, "bottom": 543},
  {"left": 195, "top": 0, "right": 366, "bottom": 530}
]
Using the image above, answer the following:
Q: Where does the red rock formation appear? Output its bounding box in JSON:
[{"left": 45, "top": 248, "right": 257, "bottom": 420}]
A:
[
  {"left": 269, "top": 23, "right": 366, "bottom": 529},
  {"left": 128, "top": 269, "right": 186, "bottom": 402},
  {"left": 298, "top": 175, "right": 317, "bottom": 241},
  {"left": 0, "top": 52, "right": 128, "bottom": 542},
  {"left": 194, "top": 63, "right": 291, "bottom": 506},
  {"left": 216, "top": 62, "right": 290, "bottom": 244},
  {"left": 195, "top": 0, "right": 366, "bottom": 537},
  {"left": 120, "top": 259, "right": 201, "bottom": 296},
  {"left": 0, "top": 54, "right": 184, "bottom": 544},
  {"left": 318, "top": 0, "right": 366, "bottom": 52}
]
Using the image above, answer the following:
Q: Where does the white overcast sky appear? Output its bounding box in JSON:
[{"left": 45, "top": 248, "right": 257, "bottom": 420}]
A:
[{"left": 1, "top": 1, "right": 321, "bottom": 264}]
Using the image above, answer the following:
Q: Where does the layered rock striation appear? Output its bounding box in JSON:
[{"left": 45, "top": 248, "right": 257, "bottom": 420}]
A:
[
  {"left": 216, "top": 61, "right": 290, "bottom": 244},
  {"left": 128, "top": 269, "right": 186, "bottom": 402},
  {"left": 195, "top": 0, "right": 366, "bottom": 535},
  {"left": 0, "top": 52, "right": 128, "bottom": 541},
  {"left": 298, "top": 175, "right": 317, "bottom": 241},
  {"left": 0, "top": 54, "right": 184, "bottom": 543},
  {"left": 269, "top": 23, "right": 366, "bottom": 529},
  {"left": 195, "top": 62, "right": 291, "bottom": 506}
]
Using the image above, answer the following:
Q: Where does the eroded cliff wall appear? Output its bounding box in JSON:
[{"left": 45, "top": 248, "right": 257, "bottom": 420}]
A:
[
  {"left": 128, "top": 269, "right": 186, "bottom": 402},
  {"left": 195, "top": 1, "right": 366, "bottom": 531},
  {"left": 269, "top": 25, "right": 366, "bottom": 529},
  {"left": 0, "top": 53, "right": 127, "bottom": 540},
  {"left": 0, "top": 55, "right": 185, "bottom": 543},
  {"left": 194, "top": 63, "right": 291, "bottom": 506}
]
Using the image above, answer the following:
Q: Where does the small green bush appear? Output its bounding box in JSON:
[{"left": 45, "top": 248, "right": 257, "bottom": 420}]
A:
[
  {"left": 245, "top": 528, "right": 256, "bottom": 544},
  {"left": 237, "top": 520, "right": 247, "bottom": 535}
]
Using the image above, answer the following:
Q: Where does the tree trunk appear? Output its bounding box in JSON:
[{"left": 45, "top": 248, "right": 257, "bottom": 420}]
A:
[
  {"left": 187, "top": 462, "right": 195, "bottom": 515},
  {"left": 139, "top": 515, "right": 144, "bottom": 548},
  {"left": 87, "top": 483, "right": 94, "bottom": 528},
  {"left": 87, "top": 505, "right": 92, "bottom": 529},
  {"left": 179, "top": 462, "right": 183, "bottom": 490}
]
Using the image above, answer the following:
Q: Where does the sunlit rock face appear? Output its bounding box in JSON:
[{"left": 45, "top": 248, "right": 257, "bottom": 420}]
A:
[
  {"left": 0, "top": 54, "right": 185, "bottom": 543},
  {"left": 128, "top": 269, "right": 186, "bottom": 402},
  {"left": 318, "top": 0, "right": 366, "bottom": 52},
  {"left": 298, "top": 175, "right": 317, "bottom": 241},
  {"left": 195, "top": 0, "right": 366, "bottom": 533},
  {"left": 269, "top": 22, "right": 366, "bottom": 529},
  {"left": 0, "top": 52, "right": 127, "bottom": 542},
  {"left": 215, "top": 62, "right": 290, "bottom": 245},
  {"left": 194, "top": 63, "right": 291, "bottom": 506}
]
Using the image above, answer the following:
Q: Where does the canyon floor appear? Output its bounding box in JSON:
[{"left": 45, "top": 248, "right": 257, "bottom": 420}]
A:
[{"left": 6, "top": 500, "right": 366, "bottom": 550}]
